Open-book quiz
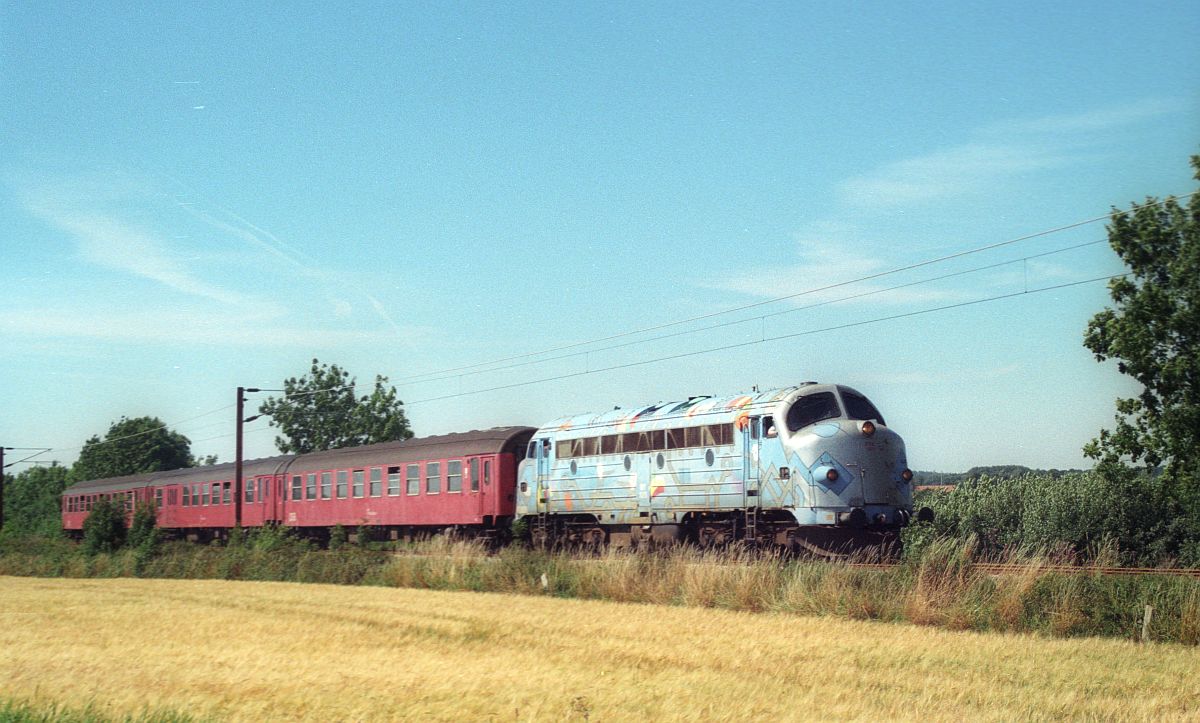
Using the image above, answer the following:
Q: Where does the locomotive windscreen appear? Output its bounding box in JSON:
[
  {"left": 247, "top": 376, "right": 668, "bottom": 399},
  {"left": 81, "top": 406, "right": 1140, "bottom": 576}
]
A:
[
  {"left": 785, "top": 391, "right": 840, "bottom": 432},
  {"left": 837, "top": 386, "right": 886, "bottom": 426}
]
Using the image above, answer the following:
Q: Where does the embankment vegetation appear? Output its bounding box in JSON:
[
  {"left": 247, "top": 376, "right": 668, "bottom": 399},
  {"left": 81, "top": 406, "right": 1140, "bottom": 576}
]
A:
[{"left": 2, "top": 522, "right": 1198, "bottom": 646}]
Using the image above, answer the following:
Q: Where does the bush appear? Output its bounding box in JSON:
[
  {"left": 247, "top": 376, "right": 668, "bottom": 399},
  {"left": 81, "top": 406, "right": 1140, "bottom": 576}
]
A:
[
  {"left": 127, "top": 501, "right": 160, "bottom": 551},
  {"left": 82, "top": 497, "right": 126, "bottom": 555},
  {"left": 920, "top": 471, "right": 1200, "bottom": 565}
]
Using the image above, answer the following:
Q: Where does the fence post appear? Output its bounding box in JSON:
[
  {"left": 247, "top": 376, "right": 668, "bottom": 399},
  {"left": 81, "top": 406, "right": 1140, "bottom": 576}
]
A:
[{"left": 1141, "top": 604, "right": 1154, "bottom": 643}]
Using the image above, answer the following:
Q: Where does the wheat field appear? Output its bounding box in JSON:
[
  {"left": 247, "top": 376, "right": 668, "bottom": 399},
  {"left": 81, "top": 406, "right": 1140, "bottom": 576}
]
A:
[{"left": 1, "top": 576, "right": 1198, "bottom": 721}]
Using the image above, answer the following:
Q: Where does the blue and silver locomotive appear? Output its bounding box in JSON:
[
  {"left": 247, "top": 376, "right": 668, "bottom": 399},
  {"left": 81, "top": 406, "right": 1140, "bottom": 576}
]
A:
[{"left": 515, "top": 382, "right": 917, "bottom": 552}]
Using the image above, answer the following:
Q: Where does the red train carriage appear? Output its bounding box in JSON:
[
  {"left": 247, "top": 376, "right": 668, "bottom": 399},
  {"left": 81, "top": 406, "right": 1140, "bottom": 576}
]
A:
[
  {"left": 62, "top": 471, "right": 155, "bottom": 538},
  {"left": 62, "top": 427, "right": 536, "bottom": 542}
]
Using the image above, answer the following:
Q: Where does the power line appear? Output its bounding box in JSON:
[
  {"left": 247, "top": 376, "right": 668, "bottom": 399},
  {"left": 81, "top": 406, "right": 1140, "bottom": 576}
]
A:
[
  {"left": 393, "top": 194, "right": 1193, "bottom": 386},
  {"left": 401, "top": 237, "right": 1112, "bottom": 388},
  {"left": 404, "top": 272, "right": 1127, "bottom": 406}
]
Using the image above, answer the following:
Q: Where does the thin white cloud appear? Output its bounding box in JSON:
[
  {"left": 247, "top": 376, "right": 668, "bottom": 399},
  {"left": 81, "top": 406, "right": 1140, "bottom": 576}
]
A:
[
  {"left": 49, "top": 212, "right": 257, "bottom": 306},
  {"left": 707, "top": 236, "right": 966, "bottom": 310},
  {"left": 0, "top": 306, "right": 425, "bottom": 349},
  {"left": 837, "top": 142, "right": 1071, "bottom": 208},
  {"left": 837, "top": 97, "right": 1185, "bottom": 208},
  {"left": 980, "top": 97, "right": 1187, "bottom": 136}
]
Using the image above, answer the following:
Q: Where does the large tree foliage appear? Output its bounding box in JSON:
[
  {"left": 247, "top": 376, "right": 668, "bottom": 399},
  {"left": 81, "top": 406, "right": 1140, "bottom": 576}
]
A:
[
  {"left": 1083, "top": 155, "right": 1200, "bottom": 493},
  {"left": 1, "top": 464, "right": 71, "bottom": 538},
  {"left": 259, "top": 359, "right": 414, "bottom": 454},
  {"left": 72, "top": 416, "right": 194, "bottom": 481}
]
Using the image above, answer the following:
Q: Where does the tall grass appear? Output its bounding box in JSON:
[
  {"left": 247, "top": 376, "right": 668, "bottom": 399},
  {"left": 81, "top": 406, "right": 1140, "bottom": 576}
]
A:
[{"left": 2, "top": 532, "right": 1198, "bottom": 645}]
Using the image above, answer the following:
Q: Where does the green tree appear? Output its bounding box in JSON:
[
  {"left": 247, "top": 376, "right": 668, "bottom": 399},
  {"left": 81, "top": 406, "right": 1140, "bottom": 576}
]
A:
[
  {"left": 82, "top": 496, "right": 126, "bottom": 554},
  {"left": 72, "top": 416, "right": 194, "bottom": 481},
  {"left": 0, "top": 464, "right": 71, "bottom": 538},
  {"left": 259, "top": 358, "right": 414, "bottom": 453},
  {"left": 1083, "top": 155, "right": 1200, "bottom": 491}
]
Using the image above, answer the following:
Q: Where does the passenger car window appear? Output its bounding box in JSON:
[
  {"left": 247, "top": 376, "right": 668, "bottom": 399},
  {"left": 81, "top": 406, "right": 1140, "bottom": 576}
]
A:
[
  {"left": 785, "top": 392, "right": 841, "bottom": 432},
  {"left": 426, "top": 462, "right": 441, "bottom": 494}
]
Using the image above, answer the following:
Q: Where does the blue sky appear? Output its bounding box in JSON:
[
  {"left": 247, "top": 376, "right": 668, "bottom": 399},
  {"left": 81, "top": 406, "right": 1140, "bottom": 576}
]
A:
[{"left": 2, "top": 2, "right": 1197, "bottom": 473}]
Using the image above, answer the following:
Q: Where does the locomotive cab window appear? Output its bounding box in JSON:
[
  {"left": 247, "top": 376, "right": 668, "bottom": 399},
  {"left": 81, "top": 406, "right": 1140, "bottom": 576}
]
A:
[
  {"left": 838, "top": 386, "right": 886, "bottom": 426},
  {"left": 785, "top": 392, "right": 841, "bottom": 432}
]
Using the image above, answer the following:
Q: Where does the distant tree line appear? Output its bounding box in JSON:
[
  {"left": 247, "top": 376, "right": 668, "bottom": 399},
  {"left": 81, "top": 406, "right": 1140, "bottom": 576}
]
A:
[
  {"left": 913, "top": 466, "right": 1086, "bottom": 487},
  {"left": 2, "top": 359, "right": 412, "bottom": 545}
]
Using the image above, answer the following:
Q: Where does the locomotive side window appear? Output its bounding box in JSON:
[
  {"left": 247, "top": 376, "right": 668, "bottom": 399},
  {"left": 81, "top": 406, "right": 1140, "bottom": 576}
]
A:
[
  {"left": 387, "top": 466, "right": 401, "bottom": 496},
  {"left": 353, "top": 470, "right": 365, "bottom": 498},
  {"left": 370, "top": 468, "right": 383, "bottom": 497},
  {"left": 469, "top": 458, "right": 480, "bottom": 492},
  {"left": 763, "top": 416, "right": 777, "bottom": 438},
  {"left": 785, "top": 392, "right": 841, "bottom": 432},
  {"left": 447, "top": 461, "right": 462, "bottom": 492},
  {"left": 306, "top": 474, "right": 317, "bottom": 500},
  {"left": 527, "top": 441, "right": 538, "bottom": 459},
  {"left": 483, "top": 459, "right": 492, "bottom": 487},
  {"left": 601, "top": 434, "right": 621, "bottom": 455},
  {"left": 222, "top": 482, "right": 231, "bottom": 505},
  {"left": 406, "top": 464, "right": 420, "bottom": 495},
  {"left": 291, "top": 476, "right": 302, "bottom": 501},
  {"left": 838, "top": 386, "right": 886, "bottom": 426},
  {"left": 244, "top": 479, "right": 255, "bottom": 503},
  {"left": 337, "top": 471, "right": 348, "bottom": 499},
  {"left": 321, "top": 472, "right": 332, "bottom": 500},
  {"left": 183, "top": 486, "right": 191, "bottom": 507}
]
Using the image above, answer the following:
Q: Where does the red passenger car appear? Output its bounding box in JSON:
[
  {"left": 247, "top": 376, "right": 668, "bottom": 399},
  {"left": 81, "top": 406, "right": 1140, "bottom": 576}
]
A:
[{"left": 62, "top": 427, "right": 536, "bottom": 542}]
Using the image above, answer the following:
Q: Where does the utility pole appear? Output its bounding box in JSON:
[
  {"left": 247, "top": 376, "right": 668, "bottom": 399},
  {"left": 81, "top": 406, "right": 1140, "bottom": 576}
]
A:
[
  {"left": 1, "top": 446, "right": 6, "bottom": 532},
  {"left": 236, "top": 388, "right": 257, "bottom": 529}
]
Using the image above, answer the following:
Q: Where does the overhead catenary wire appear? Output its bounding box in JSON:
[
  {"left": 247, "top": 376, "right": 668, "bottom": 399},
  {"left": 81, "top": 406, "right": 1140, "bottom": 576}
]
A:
[
  {"left": 400, "top": 237, "right": 1112, "bottom": 388},
  {"left": 392, "top": 193, "right": 1195, "bottom": 386},
  {"left": 402, "top": 272, "right": 1127, "bottom": 406}
]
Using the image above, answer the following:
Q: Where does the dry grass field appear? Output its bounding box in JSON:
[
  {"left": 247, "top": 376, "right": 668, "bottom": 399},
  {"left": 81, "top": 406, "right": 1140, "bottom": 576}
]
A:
[{"left": 2, "top": 576, "right": 1199, "bottom": 722}]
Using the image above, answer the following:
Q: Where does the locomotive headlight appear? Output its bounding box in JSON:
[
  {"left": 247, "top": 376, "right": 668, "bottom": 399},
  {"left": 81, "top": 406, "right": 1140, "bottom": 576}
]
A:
[
  {"left": 825, "top": 468, "right": 839, "bottom": 482},
  {"left": 861, "top": 421, "right": 876, "bottom": 437},
  {"left": 901, "top": 469, "right": 913, "bottom": 482}
]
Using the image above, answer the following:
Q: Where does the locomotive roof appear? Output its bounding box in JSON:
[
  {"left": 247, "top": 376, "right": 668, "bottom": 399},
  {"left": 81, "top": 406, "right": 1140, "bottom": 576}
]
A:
[
  {"left": 63, "top": 426, "right": 536, "bottom": 496},
  {"left": 539, "top": 384, "right": 820, "bottom": 437}
]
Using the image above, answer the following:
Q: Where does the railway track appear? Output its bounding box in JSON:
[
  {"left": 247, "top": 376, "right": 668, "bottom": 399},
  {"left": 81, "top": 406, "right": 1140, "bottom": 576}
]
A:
[
  {"left": 386, "top": 549, "right": 1200, "bottom": 579},
  {"left": 847, "top": 561, "right": 1200, "bottom": 579}
]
